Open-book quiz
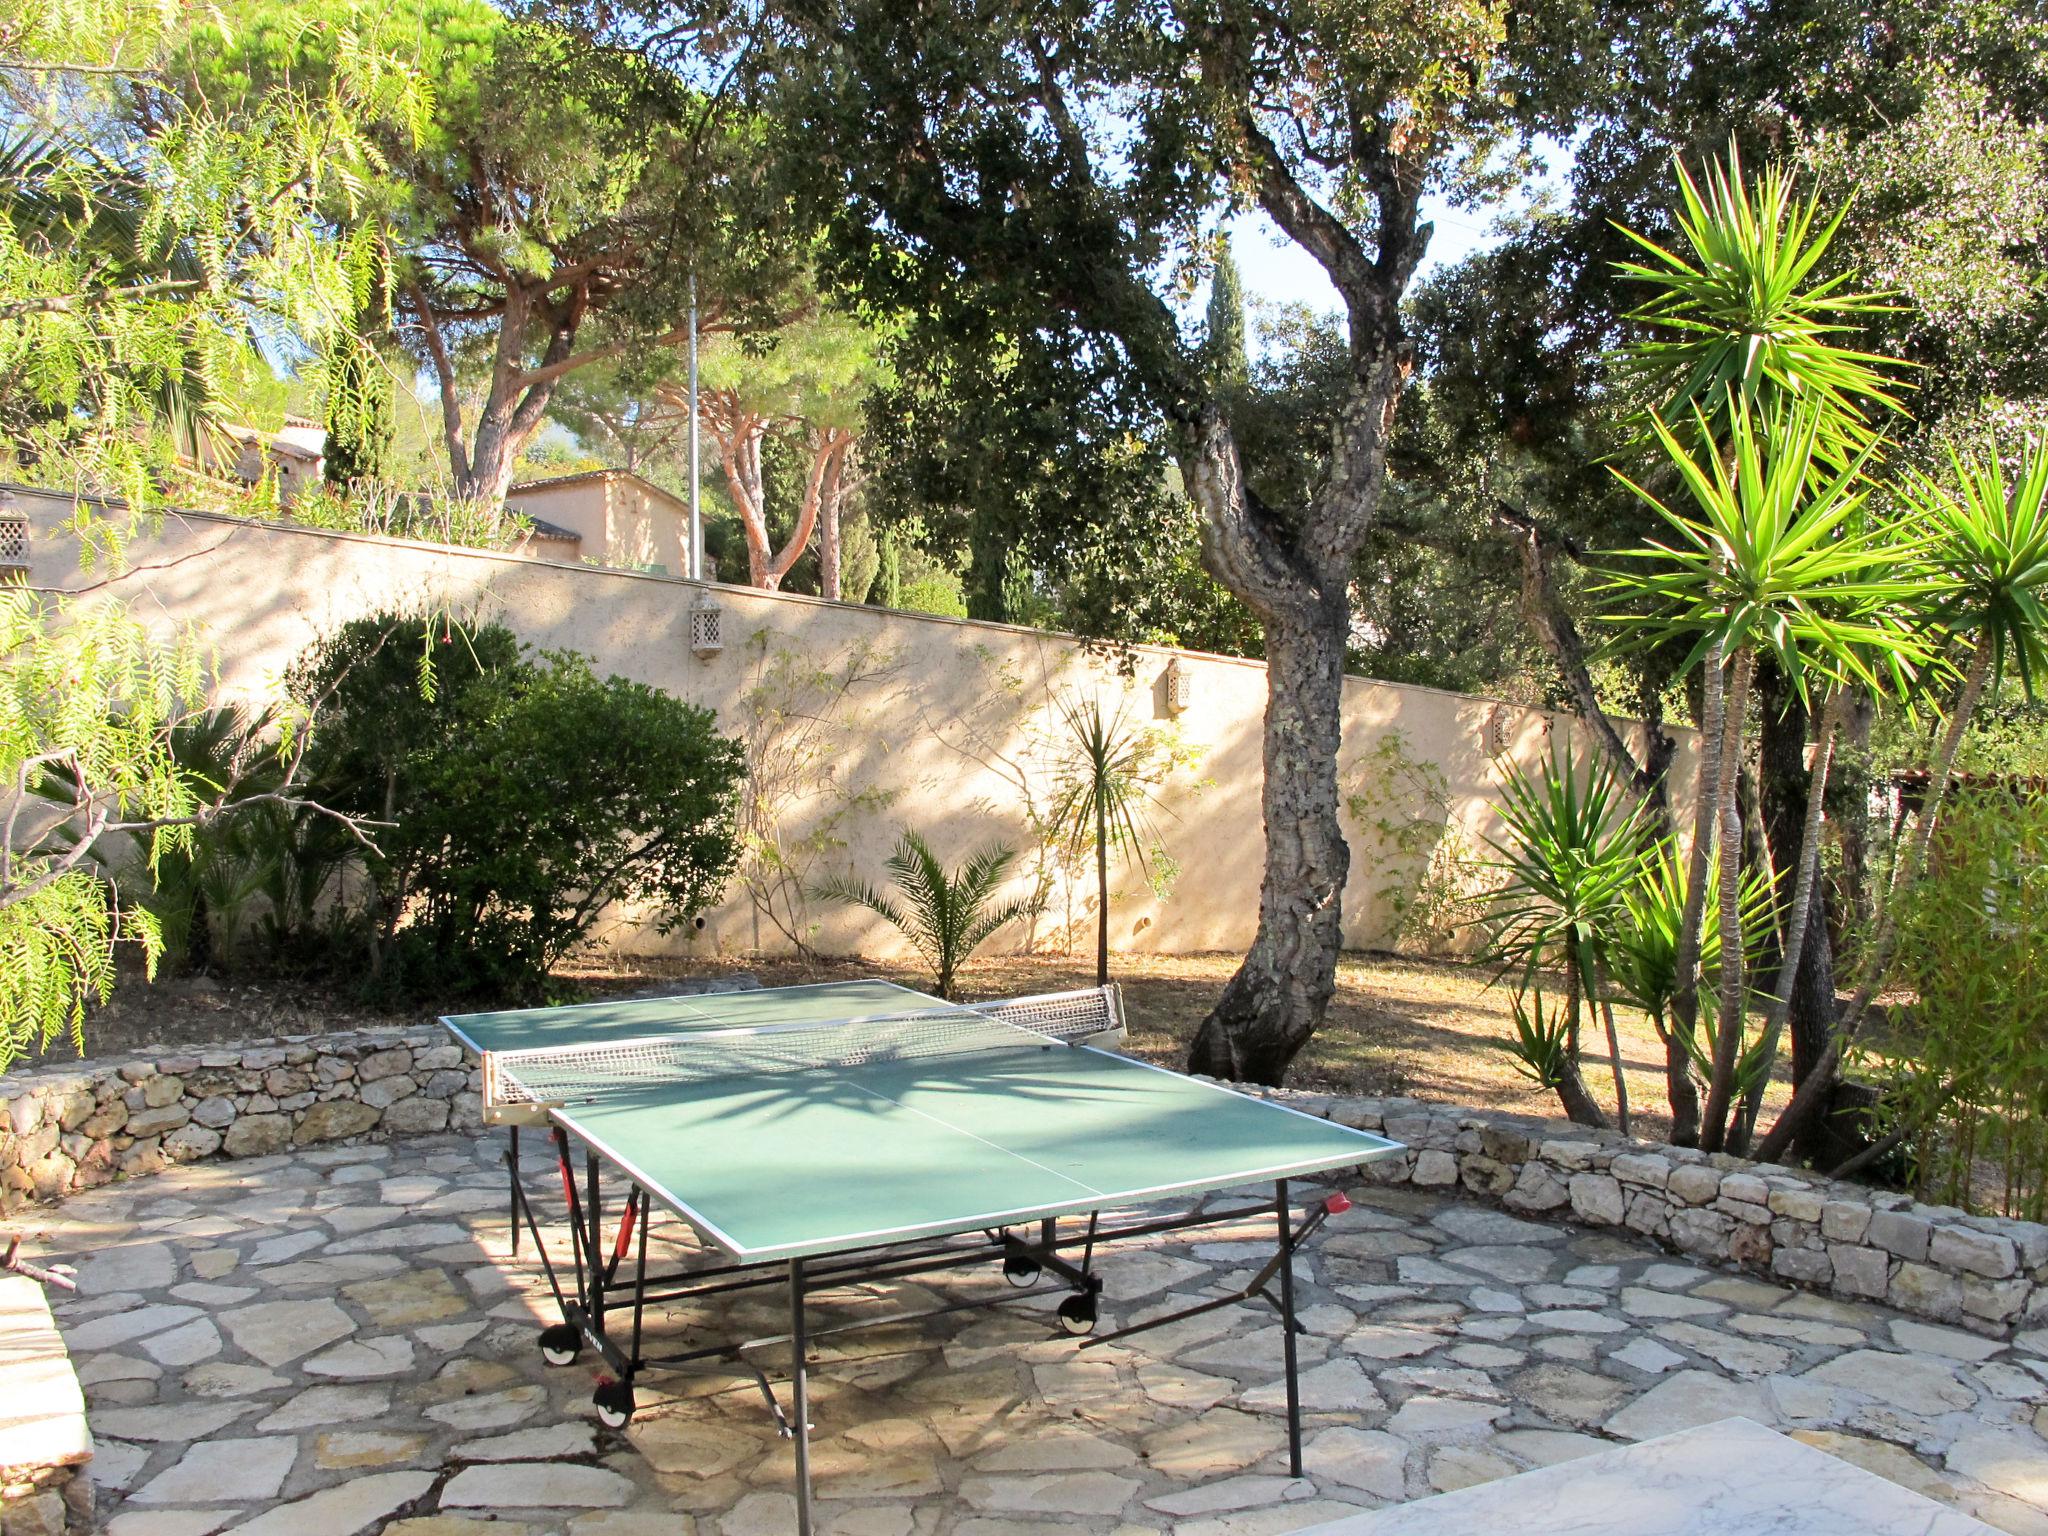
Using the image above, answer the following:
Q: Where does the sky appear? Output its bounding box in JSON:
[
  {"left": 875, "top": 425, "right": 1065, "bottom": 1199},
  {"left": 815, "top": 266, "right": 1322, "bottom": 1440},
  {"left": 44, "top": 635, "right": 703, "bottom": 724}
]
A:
[
  {"left": 1225, "top": 137, "right": 1577, "bottom": 317},
  {"left": 1226, "top": 196, "right": 1505, "bottom": 314}
]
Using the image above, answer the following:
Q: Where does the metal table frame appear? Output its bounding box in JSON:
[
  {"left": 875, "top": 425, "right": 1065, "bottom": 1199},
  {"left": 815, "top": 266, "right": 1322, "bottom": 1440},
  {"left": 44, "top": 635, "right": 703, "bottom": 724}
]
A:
[{"left": 511, "top": 1120, "right": 1347, "bottom": 1533}]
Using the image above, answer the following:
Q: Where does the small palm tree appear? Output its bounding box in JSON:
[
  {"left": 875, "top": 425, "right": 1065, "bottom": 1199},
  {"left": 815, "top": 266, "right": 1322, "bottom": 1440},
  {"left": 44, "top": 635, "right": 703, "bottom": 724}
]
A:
[
  {"left": 1047, "top": 694, "right": 1178, "bottom": 987},
  {"left": 812, "top": 831, "right": 1031, "bottom": 1000},
  {"left": 1604, "top": 144, "right": 1923, "bottom": 1156},
  {"left": 1608, "top": 840, "right": 1776, "bottom": 1144},
  {"left": 1755, "top": 430, "right": 2048, "bottom": 1158},
  {"left": 1604, "top": 395, "right": 1924, "bottom": 1151}
]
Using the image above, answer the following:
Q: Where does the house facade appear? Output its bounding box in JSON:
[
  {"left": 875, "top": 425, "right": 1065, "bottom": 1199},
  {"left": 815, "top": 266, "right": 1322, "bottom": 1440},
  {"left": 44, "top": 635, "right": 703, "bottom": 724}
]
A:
[
  {"left": 199, "top": 416, "right": 328, "bottom": 503},
  {"left": 506, "top": 469, "right": 692, "bottom": 575}
]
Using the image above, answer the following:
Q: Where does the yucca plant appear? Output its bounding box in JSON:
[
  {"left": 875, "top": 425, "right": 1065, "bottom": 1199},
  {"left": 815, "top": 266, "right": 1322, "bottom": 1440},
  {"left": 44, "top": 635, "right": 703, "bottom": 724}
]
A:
[
  {"left": 1613, "top": 139, "right": 1904, "bottom": 462},
  {"left": 1886, "top": 433, "right": 2048, "bottom": 882},
  {"left": 1503, "top": 989, "right": 1578, "bottom": 1098},
  {"left": 1605, "top": 396, "right": 1924, "bottom": 1150},
  {"left": 1046, "top": 694, "right": 1181, "bottom": 986},
  {"left": 1609, "top": 840, "right": 1777, "bottom": 1141},
  {"left": 1481, "top": 748, "right": 1651, "bottom": 1130},
  {"left": 1757, "top": 431, "right": 2048, "bottom": 1159},
  {"left": 811, "top": 831, "right": 1032, "bottom": 1000}
]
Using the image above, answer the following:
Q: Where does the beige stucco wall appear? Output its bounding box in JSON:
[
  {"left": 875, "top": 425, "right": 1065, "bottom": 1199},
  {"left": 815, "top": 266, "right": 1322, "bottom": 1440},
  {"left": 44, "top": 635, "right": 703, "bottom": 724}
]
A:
[
  {"left": 606, "top": 476, "right": 689, "bottom": 576},
  {"left": 19, "top": 487, "right": 1693, "bottom": 964}
]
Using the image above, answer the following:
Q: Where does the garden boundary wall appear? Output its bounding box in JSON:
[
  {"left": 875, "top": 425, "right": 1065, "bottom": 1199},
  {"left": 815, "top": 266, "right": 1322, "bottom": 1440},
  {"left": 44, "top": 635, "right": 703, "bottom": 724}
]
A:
[
  {"left": 17, "top": 485, "right": 1693, "bottom": 962},
  {"left": 3, "top": 1034, "right": 2042, "bottom": 1339}
]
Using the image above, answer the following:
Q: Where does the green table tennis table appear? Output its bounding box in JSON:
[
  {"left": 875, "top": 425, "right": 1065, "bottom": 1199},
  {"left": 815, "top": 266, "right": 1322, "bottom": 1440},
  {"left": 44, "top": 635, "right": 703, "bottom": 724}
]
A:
[{"left": 444, "top": 979, "right": 1402, "bottom": 1531}]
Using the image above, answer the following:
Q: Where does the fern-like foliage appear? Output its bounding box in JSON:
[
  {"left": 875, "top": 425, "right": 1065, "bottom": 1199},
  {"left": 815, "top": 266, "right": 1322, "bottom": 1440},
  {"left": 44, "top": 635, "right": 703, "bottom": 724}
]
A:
[
  {"left": 2, "top": 0, "right": 432, "bottom": 516},
  {"left": 1, "top": 588, "right": 207, "bottom": 1068},
  {"left": 811, "top": 830, "right": 1030, "bottom": 999},
  {"left": 0, "top": 867, "right": 162, "bottom": 1063}
]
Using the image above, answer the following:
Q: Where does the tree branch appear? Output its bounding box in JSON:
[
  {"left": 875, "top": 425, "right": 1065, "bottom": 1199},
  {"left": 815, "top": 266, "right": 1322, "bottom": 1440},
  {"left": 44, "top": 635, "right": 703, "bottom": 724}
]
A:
[
  {"left": 0, "top": 277, "right": 205, "bottom": 322},
  {"left": 406, "top": 281, "right": 470, "bottom": 485},
  {"left": 1491, "top": 500, "right": 1667, "bottom": 805}
]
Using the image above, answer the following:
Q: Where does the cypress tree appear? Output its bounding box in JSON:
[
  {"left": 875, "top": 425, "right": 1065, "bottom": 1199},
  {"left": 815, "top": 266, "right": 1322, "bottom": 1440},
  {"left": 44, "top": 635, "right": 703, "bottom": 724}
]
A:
[{"left": 1202, "top": 244, "right": 1250, "bottom": 394}]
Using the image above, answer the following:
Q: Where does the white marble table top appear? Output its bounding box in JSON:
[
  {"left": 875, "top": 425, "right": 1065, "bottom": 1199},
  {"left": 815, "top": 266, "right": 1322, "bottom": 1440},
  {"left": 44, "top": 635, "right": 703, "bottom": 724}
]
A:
[{"left": 1298, "top": 1418, "right": 1995, "bottom": 1536}]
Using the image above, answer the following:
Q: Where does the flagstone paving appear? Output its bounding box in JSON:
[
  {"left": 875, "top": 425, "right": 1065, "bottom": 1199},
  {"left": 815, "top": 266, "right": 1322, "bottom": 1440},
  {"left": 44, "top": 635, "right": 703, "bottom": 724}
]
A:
[{"left": 17, "top": 1132, "right": 2048, "bottom": 1535}]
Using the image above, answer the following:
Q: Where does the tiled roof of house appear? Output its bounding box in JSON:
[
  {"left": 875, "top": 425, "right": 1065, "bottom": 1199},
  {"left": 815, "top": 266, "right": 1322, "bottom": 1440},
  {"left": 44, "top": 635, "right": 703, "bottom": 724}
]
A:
[
  {"left": 521, "top": 517, "right": 581, "bottom": 543},
  {"left": 221, "top": 423, "right": 323, "bottom": 461}
]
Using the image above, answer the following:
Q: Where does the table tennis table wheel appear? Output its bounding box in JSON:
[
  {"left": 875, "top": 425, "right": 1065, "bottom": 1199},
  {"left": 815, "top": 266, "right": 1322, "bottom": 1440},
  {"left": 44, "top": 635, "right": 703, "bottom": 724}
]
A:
[
  {"left": 1056, "top": 1294, "right": 1097, "bottom": 1336},
  {"left": 1003, "top": 1254, "right": 1041, "bottom": 1287},
  {"left": 538, "top": 1323, "right": 583, "bottom": 1367},
  {"left": 593, "top": 1379, "right": 637, "bottom": 1429}
]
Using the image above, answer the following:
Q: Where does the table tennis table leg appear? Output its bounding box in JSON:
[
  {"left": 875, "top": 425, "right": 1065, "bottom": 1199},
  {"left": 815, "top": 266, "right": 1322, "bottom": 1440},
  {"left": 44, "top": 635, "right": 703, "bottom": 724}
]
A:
[
  {"left": 1275, "top": 1179, "right": 1302, "bottom": 1476},
  {"left": 507, "top": 1126, "right": 520, "bottom": 1257},
  {"left": 586, "top": 1152, "right": 606, "bottom": 1338},
  {"left": 789, "top": 1257, "right": 814, "bottom": 1536}
]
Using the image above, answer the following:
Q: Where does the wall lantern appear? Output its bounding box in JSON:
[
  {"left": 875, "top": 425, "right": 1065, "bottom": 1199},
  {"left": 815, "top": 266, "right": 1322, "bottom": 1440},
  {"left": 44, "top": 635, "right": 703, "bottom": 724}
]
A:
[
  {"left": 689, "top": 590, "right": 725, "bottom": 661},
  {"left": 0, "top": 489, "right": 28, "bottom": 586},
  {"left": 1482, "top": 702, "right": 1515, "bottom": 759},
  {"left": 1161, "top": 657, "right": 1194, "bottom": 717},
  {"left": 1482, "top": 701, "right": 1551, "bottom": 760}
]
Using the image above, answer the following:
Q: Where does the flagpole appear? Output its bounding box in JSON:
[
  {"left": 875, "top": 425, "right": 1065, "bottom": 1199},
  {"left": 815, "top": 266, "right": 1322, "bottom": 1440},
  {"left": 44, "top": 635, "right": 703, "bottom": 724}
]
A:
[{"left": 687, "top": 270, "right": 702, "bottom": 581}]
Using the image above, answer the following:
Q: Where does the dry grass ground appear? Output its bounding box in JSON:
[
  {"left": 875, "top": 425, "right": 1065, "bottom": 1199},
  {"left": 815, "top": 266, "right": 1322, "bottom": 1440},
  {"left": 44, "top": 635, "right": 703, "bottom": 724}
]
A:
[
  {"left": 43, "top": 947, "right": 1793, "bottom": 1144},
  {"left": 569, "top": 948, "right": 1799, "bottom": 1143}
]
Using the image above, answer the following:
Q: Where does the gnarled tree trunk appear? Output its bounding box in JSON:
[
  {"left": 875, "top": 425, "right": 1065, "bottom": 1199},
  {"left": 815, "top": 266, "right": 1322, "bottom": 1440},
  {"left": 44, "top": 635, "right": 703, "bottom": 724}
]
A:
[
  {"left": 1171, "top": 73, "right": 1423, "bottom": 1084},
  {"left": 411, "top": 276, "right": 592, "bottom": 508},
  {"left": 1186, "top": 591, "right": 1352, "bottom": 1082},
  {"left": 1756, "top": 666, "right": 1840, "bottom": 1092}
]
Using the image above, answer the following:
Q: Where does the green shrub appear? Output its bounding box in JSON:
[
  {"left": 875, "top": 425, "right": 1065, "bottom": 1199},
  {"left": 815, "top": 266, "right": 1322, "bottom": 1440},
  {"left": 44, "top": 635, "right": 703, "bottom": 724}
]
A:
[
  {"left": 1873, "top": 787, "right": 2048, "bottom": 1217},
  {"left": 292, "top": 613, "right": 745, "bottom": 1002}
]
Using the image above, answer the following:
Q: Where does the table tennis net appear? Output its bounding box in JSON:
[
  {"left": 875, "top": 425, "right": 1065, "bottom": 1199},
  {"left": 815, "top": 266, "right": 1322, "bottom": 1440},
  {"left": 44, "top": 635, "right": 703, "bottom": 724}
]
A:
[{"left": 488, "top": 1000, "right": 1111, "bottom": 1106}]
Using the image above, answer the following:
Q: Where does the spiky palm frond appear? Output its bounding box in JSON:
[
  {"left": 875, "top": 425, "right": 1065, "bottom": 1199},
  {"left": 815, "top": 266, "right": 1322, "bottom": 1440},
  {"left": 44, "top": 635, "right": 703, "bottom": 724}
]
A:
[
  {"left": 811, "top": 830, "right": 1030, "bottom": 999},
  {"left": 1602, "top": 396, "right": 1929, "bottom": 704},
  {"left": 1047, "top": 692, "right": 1184, "bottom": 983},
  {"left": 1502, "top": 988, "right": 1576, "bottom": 1090},
  {"left": 1480, "top": 747, "right": 1650, "bottom": 992},
  {"left": 1895, "top": 432, "right": 2048, "bottom": 698},
  {"left": 1613, "top": 140, "right": 1906, "bottom": 459},
  {"left": 1047, "top": 694, "right": 1174, "bottom": 874},
  {"left": 1607, "top": 839, "right": 1776, "bottom": 1027}
]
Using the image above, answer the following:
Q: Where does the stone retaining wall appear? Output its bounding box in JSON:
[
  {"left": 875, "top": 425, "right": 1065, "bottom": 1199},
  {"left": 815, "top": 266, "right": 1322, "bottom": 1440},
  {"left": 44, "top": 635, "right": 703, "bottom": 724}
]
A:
[
  {"left": 0, "top": 1028, "right": 479, "bottom": 1213},
  {"left": 5, "top": 1034, "right": 2045, "bottom": 1337},
  {"left": 0, "top": 1464, "right": 89, "bottom": 1536},
  {"left": 1248, "top": 1086, "right": 2048, "bottom": 1338},
  {"left": 0, "top": 1274, "right": 94, "bottom": 1536}
]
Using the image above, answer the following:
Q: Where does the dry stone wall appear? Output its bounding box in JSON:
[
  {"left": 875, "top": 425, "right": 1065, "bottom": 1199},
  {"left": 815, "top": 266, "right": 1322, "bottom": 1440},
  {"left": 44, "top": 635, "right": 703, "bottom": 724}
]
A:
[
  {"left": 1251, "top": 1086, "right": 2048, "bottom": 1338},
  {"left": 0, "top": 1029, "right": 479, "bottom": 1212},
  {"left": 5, "top": 1034, "right": 2045, "bottom": 1339}
]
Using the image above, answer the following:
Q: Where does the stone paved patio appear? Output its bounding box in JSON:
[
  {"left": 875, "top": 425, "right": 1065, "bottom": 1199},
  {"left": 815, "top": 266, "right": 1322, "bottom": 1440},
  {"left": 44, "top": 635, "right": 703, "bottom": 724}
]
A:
[{"left": 18, "top": 1132, "right": 2048, "bottom": 1536}]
